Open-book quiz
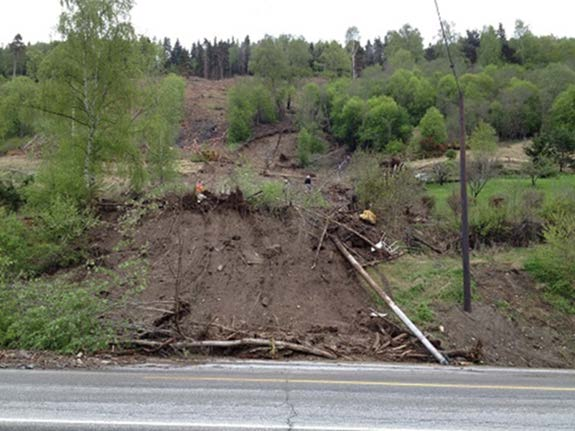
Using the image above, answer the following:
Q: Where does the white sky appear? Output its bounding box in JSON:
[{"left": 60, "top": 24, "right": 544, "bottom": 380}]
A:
[{"left": 1, "top": 0, "right": 574, "bottom": 47}]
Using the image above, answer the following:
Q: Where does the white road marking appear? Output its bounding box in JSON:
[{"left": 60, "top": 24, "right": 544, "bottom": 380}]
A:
[{"left": 0, "top": 417, "right": 441, "bottom": 431}]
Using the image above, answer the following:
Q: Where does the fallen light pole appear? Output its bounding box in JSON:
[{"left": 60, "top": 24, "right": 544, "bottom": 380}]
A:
[{"left": 333, "top": 237, "right": 449, "bottom": 365}]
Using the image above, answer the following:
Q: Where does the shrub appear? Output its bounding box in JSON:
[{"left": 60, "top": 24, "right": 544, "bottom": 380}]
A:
[
  {"left": 332, "top": 96, "right": 366, "bottom": 147},
  {"left": 228, "top": 79, "right": 278, "bottom": 145},
  {"left": 359, "top": 96, "right": 412, "bottom": 151},
  {"left": 0, "top": 174, "right": 32, "bottom": 212},
  {"left": 525, "top": 212, "right": 575, "bottom": 314},
  {"left": 297, "top": 127, "right": 326, "bottom": 167},
  {"left": 0, "top": 197, "right": 94, "bottom": 277},
  {"left": 352, "top": 151, "right": 423, "bottom": 230},
  {"left": 467, "top": 188, "right": 544, "bottom": 248},
  {"left": 445, "top": 149, "right": 457, "bottom": 160},
  {"left": 418, "top": 107, "right": 447, "bottom": 156},
  {"left": 0, "top": 279, "right": 113, "bottom": 353},
  {"left": 431, "top": 161, "right": 455, "bottom": 185}
]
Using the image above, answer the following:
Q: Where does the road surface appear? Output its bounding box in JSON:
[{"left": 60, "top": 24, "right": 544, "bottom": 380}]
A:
[{"left": 0, "top": 361, "right": 574, "bottom": 430}]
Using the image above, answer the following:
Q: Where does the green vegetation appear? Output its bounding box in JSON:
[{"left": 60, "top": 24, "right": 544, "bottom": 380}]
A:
[
  {"left": 297, "top": 127, "right": 326, "bottom": 167},
  {"left": 0, "top": 278, "right": 113, "bottom": 353},
  {"left": 376, "top": 255, "right": 477, "bottom": 325},
  {"left": 352, "top": 151, "right": 422, "bottom": 229},
  {"left": 230, "top": 164, "right": 327, "bottom": 210},
  {"left": 1, "top": 1, "right": 575, "bottom": 357},
  {"left": 525, "top": 212, "right": 575, "bottom": 314},
  {"left": 227, "top": 79, "right": 278, "bottom": 144},
  {"left": 427, "top": 175, "right": 575, "bottom": 216},
  {"left": 418, "top": 107, "right": 448, "bottom": 156}
]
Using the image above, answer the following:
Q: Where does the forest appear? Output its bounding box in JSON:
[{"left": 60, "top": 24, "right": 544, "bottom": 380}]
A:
[{"left": 0, "top": 0, "right": 574, "bottom": 366}]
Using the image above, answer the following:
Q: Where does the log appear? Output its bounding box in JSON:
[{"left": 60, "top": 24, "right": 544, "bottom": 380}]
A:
[
  {"left": 411, "top": 230, "right": 444, "bottom": 254},
  {"left": 121, "top": 338, "right": 337, "bottom": 360},
  {"left": 332, "top": 237, "right": 449, "bottom": 365},
  {"left": 311, "top": 218, "right": 330, "bottom": 270}
]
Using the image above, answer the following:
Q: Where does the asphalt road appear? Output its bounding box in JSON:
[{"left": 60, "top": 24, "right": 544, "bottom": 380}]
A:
[{"left": 0, "top": 361, "right": 574, "bottom": 430}]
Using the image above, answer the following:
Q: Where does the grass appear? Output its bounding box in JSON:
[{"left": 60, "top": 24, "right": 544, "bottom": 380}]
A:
[
  {"left": 426, "top": 174, "right": 575, "bottom": 216},
  {"left": 372, "top": 255, "right": 477, "bottom": 326},
  {"left": 0, "top": 136, "right": 27, "bottom": 155},
  {"left": 373, "top": 247, "right": 541, "bottom": 326}
]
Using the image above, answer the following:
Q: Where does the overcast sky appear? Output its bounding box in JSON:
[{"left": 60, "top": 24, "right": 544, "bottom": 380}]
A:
[{"left": 1, "top": 0, "right": 573, "bottom": 48}]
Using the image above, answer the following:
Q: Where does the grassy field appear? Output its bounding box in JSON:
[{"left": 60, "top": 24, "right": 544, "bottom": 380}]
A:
[
  {"left": 426, "top": 174, "right": 575, "bottom": 216},
  {"left": 375, "top": 247, "right": 535, "bottom": 326}
]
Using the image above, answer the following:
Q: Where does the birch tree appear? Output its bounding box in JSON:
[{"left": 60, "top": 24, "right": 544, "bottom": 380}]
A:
[
  {"left": 345, "top": 27, "right": 360, "bottom": 80},
  {"left": 38, "top": 0, "right": 141, "bottom": 200}
]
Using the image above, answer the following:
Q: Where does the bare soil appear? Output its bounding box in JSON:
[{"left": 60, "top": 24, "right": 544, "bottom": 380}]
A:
[
  {"left": 437, "top": 264, "right": 575, "bottom": 368},
  {"left": 84, "top": 193, "right": 434, "bottom": 364}
]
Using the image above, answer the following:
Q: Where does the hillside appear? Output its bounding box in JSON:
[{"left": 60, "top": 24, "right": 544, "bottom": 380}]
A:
[{"left": 1, "top": 77, "right": 574, "bottom": 370}]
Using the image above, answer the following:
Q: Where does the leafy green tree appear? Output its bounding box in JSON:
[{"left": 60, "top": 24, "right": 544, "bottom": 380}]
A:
[
  {"left": 332, "top": 96, "right": 365, "bottom": 147},
  {"left": 318, "top": 41, "right": 351, "bottom": 77},
  {"left": 468, "top": 122, "right": 498, "bottom": 198},
  {"left": 532, "top": 85, "right": 575, "bottom": 171},
  {"left": 227, "top": 79, "right": 278, "bottom": 144},
  {"left": 143, "top": 74, "right": 185, "bottom": 184},
  {"left": 0, "top": 77, "right": 37, "bottom": 140},
  {"left": 478, "top": 26, "right": 502, "bottom": 66},
  {"left": 37, "top": 0, "right": 143, "bottom": 201},
  {"left": 283, "top": 36, "right": 312, "bottom": 78},
  {"left": 385, "top": 69, "right": 435, "bottom": 124},
  {"left": 387, "top": 48, "right": 416, "bottom": 71},
  {"left": 24, "top": 42, "right": 55, "bottom": 81},
  {"left": 526, "top": 64, "right": 575, "bottom": 115},
  {"left": 9, "top": 34, "right": 26, "bottom": 78},
  {"left": 384, "top": 24, "right": 424, "bottom": 63},
  {"left": 297, "top": 127, "right": 325, "bottom": 167},
  {"left": 490, "top": 78, "right": 541, "bottom": 139},
  {"left": 249, "top": 36, "right": 289, "bottom": 85},
  {"left": 418, "top": 107, "right": 447, "bottom": 155},
  {"left": 359, "top": 96, "right": 412, "bottom": 151},
  {"left": 523, "top": 156, "right": 557, "bottom": 186},
  {"left": 297, "top": 82, "right": 327, "bottom": 129}
]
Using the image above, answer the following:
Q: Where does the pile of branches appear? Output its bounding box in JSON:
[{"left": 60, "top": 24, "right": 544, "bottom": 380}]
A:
[
  {"left": 299, "top": 206, "right": 403, "bottom": 270},
  {"left": 117, "top": 300, "right": 451, "bottom": 362},
  {"left": 119, "top": 302, "right": 337, "bottom": 360}
]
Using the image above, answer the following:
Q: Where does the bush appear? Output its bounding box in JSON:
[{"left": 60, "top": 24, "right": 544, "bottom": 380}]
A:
[
  {"left": 525, "top": 212, "right": 575, "bottom": 314},
  {"left": 359, "top": 96, "right": 412, "bottom": 151},
  {"left": 431, "top": 161, "right": 455, "bottom": 185},
  {"left": 0, "top": 197, "right": 94, "bottom": 277},
  {"left": 445, "top": 149, "right": 457, "bottom": 160},
  {"left": 332, "top": 96, "right": 366, "bottom": 147},
  {"left": 0, "top": 174, "right": 32, "bottom": 212},
  {"left": 228, "top": 79, "right": 278, "bottom": 145},
  {"left": 418, "top": 107, "right": 447, "bottom": 156},
  {"left": 352, "top": 151, "right": 423, "bottom": 230},
  {"left": 0, "top": 279, "right": 113, "bottom": 353},
  {"left": 297, "top": 127, "right": 326, "bottom": 167},
  {"left": 467, "top": 188, "right": 544, "bottom": 248}
]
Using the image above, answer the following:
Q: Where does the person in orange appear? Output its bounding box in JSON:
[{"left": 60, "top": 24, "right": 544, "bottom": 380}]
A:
[{"left": 195, "top": 180, "right": 206, "bottom": 203}]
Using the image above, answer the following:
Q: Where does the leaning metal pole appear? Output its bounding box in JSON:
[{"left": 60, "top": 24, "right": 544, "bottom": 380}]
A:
[{"left": 434, "top": 0, "right": 472, "bottom": 312}]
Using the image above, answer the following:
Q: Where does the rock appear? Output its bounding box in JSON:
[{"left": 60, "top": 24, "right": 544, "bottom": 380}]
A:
[{"left": 217, "top": 264, "right": 224, "bottom": 272}]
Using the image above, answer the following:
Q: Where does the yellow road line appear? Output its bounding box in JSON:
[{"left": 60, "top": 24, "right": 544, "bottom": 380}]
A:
[{"left": 143, "top": 375, "right": 575, "bottom": 392}]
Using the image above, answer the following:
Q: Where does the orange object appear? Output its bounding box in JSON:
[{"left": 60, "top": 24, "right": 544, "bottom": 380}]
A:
[{"left": 195, "top": 181, "right": 204, "bottom": 194}]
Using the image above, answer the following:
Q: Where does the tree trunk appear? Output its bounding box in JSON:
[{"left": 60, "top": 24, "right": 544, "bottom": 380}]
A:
[{"left": 84, "top": 127, "right": 96, "bottom": 193}]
